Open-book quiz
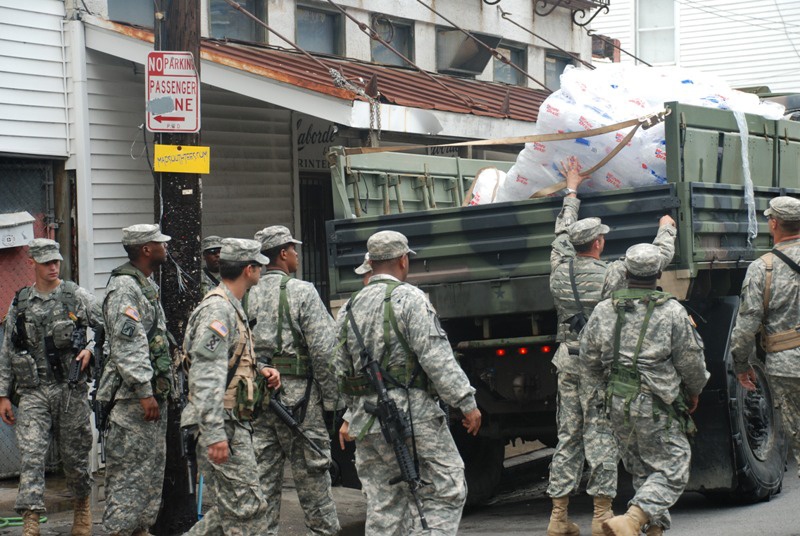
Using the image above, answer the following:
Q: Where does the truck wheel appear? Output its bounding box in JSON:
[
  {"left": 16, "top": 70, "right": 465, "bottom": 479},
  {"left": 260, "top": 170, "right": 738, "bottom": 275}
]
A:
[
  {"left": 727, "top": 358, "right": 787, "bottom": 503},
  {"left": 452, "top": 426, "right": 505, "bottom": 506}
]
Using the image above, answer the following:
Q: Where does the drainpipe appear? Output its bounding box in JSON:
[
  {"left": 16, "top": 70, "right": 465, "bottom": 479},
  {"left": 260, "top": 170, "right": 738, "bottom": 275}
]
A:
[{"left": 66, "top": 19, "right": 95, "bottom": 293}]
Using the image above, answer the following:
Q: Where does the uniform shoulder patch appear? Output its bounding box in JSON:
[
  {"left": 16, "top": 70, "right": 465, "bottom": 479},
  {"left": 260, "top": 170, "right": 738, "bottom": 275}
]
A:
[
  {"left": 124, "top": 306, "right": 140, "bottom": 322},
  {"left": 209, "top": 320, "right": 228, "bottom": 338}
]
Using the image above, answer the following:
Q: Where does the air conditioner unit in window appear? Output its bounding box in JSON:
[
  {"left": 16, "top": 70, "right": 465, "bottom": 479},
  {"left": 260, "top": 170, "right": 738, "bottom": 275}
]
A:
[{"left": 436, "top": 30, "right": 503, "bottom": 77}]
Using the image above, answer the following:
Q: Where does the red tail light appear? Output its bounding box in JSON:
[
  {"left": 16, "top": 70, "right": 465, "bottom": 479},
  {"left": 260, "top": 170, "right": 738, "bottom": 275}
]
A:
[
  {"left": 495, "top": 348, "right": 506, "bottom": 357},
  {"left": 518, "top": 347, "right": 529, "bottom": 355},
  {"left": 541, "top": 345, "right": 552, "bottom": 354}
]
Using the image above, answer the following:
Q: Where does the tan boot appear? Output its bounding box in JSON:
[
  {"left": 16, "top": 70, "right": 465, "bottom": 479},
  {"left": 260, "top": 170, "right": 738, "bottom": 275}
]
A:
[
  {"left": 547, "top": 496, "right": 581, "bottom": 536},
  {"left": 645, "top": 525, "right": 663, "bottom": 536},
  {"left": 591, "top": 495, "right": 614, "bottom": 536},
  {"left": 602, "top": 504, "right": 648, "bottom": 536},
  {"left": 131, "top": 529, "right": 152, "bottom": 536},
  {"left": 22, "top": 510, "right": 40, "bottom": 536},
  {"left": 72, "top": 496, "right": 92, "bottom": 536}
]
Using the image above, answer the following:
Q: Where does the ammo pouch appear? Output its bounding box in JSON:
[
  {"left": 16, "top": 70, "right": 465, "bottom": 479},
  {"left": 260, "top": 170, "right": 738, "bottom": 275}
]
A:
[
  {"left": 149, "top": 333, "right": 173, "bottom": 401},
  {"left": 11, "top": 351, "right": 39, "bottom": 389},
  {"left": 341, "top": 365, "right": 433, "bottom": 397},
  {"left": 232, "top": 375, "right": 264, "bottom": 422}
]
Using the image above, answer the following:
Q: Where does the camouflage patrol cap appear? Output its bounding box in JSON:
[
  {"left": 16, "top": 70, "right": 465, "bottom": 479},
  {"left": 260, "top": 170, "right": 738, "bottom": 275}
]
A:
[
  {"left": 367, "top": 230, "right": 416, "bottom": 261},
  {"left": 27, "top": 238, "right": 63, "bottom": 263},
  {"left": 254, "top": 225, "right": 302, "bottom": 251},
  {"left": 220, "top": 238, "right": 269, "bottom": 265},
  {"left": 567, "top": 218, "right": 610, "bottom": 246},
  {"left": 764, "top": 196, "right": 800, "bottom": 221},
  {"left": 624, "top": 243, "right": 662, "bottom": 278},
  {"left": 201, "top": 235, "right": 223, "bottom": 252},
  {"left": 121, "top": 224, "right": 171, "bottom": 246},
  {"left": 354, "top": 253, "right": 372, "bottom": 275}
]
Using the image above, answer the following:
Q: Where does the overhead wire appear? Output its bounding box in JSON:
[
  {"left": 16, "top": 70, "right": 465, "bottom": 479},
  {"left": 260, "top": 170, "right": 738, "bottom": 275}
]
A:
[
  {"left": 674, "top": 0, "right": 800, "bottom": 35},
  {"left": 414, "top": 0, "right": 553, "bottom": 93}
]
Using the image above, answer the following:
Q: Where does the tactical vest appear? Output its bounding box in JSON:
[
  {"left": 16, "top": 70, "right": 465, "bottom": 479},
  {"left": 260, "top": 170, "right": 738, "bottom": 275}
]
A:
[
  {"left": 107, "top": 263, "right": 173, "bottom": 401},
  {"left": 204, "top": 287, "right": 261, "bottom": 420},
  {"left": 340, "top": 280, "right": 432, "bottom": 396},
  {"left": 13, "top": 281, "right": 82, "bottom": 382},
  {"left": 759, "top": 243, "right": 800, "bottom": 353},
  {"left": 605, "top": 288, "right": 696, "bottom": 435},
  {"left": 551, "top": 257, "right": 606, "bottom": 344},
  {"left": 269, "top": 274, "right": 312, "bottom": 378}
]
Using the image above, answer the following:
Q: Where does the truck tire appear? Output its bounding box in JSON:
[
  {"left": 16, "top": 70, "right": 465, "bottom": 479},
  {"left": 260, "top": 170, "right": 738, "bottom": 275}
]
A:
[
  {"left": 726, "top": 356, "right": 787, "bottom": 503},
  {"left": 451, "top": 425, "right": 505, "bottom": 506}
]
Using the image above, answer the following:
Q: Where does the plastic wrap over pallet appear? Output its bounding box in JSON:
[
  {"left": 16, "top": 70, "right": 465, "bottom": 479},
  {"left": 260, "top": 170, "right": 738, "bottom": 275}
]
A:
[{"left": 472, "top": 65, "right": 785, "bottom": 205}]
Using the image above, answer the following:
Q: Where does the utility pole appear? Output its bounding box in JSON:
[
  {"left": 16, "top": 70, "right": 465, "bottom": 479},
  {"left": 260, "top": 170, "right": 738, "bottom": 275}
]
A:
[{"left": 152, "top": 1, "right": 201, "bottom": 534}]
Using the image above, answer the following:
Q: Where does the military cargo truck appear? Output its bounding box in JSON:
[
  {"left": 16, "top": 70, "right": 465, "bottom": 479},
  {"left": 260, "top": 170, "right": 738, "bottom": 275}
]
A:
[{"left": 325, "top": 102, "right": 799, "bottom": 504}]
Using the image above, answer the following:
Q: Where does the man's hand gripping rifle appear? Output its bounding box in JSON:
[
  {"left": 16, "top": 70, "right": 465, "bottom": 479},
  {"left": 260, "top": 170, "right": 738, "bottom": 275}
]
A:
[{"left": 65, "top": 322, "right": 88, "bottom": 410}]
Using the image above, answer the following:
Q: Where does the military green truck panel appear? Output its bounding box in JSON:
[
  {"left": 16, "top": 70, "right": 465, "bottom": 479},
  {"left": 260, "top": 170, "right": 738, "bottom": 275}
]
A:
[{"left": 327, "top": 102, "right": 800, "bottom": 317}]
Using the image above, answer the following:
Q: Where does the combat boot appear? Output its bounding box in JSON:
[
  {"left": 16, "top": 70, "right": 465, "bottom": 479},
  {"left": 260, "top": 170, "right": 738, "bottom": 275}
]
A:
[
  {"left": 591, "top": 495, "right": 614, "bottom": 536},
  {"left": 602, "top": 504, "right": 648, "bottom": 536},
  {"left": 131, "top": 529, "right": 153, "bottom": 536},
  {"left": 71, "top": 496, "right": 92, "bottom": 536},
  {"left": 547, "top": 496, "right": 581, "bottom": 536},
  {"left": 645, "top": 524, "right": 663, "bottom": 536},
  {"left": 22, "top": 510, "right": 39, "bottom": 536}
]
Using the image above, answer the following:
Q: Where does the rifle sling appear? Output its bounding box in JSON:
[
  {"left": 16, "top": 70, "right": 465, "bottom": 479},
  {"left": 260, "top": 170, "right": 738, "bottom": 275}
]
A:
[{"left": 203, "top": 268, "right": 220, "bottom": 287}]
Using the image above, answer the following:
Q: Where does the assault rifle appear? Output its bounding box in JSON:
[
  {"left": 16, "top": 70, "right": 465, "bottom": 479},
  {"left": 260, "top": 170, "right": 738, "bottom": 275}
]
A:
[
  {"left": 345, "top": 306, "right": 429, "bottom": 530},
  {"left": 65, "top": 324, "right": 88, "bottom": 410},
  {"left": 89, "top": 326, "right": 108, "bottom": 463},
  {"left": 269, "top": 395, "right": 326, "bottom": 458}
]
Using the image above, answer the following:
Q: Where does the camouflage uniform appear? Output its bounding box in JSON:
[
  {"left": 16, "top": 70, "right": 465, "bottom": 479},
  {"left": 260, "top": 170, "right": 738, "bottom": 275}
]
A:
[
  {"left": 336, "top": 232, "right": 477, "bottom": 535},
  {"left": 547, "top": 197, "right": 676, "bottom": 500},
  {"left": 182, "top": 238, "right": 270, "bottom": 535},
  {"left": 731, "top": 197, "right": 800, "bottom": 476},
  {"left": 249, "top": 225, "right": 340, "bottom": 536},
  {"left": 97, "top": 225, "right": 173, "bottom": 536},
  {"left": 0, "top": 248, "right": 101, "bottom": 515},
  {"left": 581, "top": 244, "right": 709, "bottom": 531}
]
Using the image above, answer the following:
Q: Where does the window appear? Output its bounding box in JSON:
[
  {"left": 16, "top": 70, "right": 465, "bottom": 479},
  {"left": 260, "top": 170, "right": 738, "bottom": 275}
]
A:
[
  {"left": 436, "top": 29, "right": 501, "bottom": 77},
  {"left": 209, "top": 0, "right": 265, "bottom": 42},
  {"left": 494, "top": 44, "right": 526, "bottom": 86},
  {"left": 545, "top": 54, "right": 573, "bottom": 91},
  {"left": 370, "top": 15, "right": 414, "bottom": 66},
  {"left": 107, "top": 0, "right": 152, "bottom": 28},
  {"left": 296, "top": 5, "right": 343, "bottom": 56},
  {"left": 636, "top": 0, "right": 676, "bottom": 65}
]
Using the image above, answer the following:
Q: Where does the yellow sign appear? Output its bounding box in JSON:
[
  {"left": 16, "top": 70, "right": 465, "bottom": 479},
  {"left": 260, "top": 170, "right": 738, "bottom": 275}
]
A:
[{"left": 154, "top": 144, "right": 210, "bottom": 174}]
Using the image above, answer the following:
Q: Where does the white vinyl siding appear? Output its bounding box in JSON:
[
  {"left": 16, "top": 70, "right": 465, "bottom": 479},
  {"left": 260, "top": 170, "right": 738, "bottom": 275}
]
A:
[
  {"left": 0, "top": 0, "right": 68, "bottom": 157},
  {"left": 84, "top": 50, "right": 293, "bottom": 294},
  {"left": 592, "top": 0, "right": 800, "bottom": 91}
]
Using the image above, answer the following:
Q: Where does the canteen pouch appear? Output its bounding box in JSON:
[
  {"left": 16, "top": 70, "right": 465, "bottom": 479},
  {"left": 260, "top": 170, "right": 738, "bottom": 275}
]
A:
[{"left": 11, "top": 352, "right": 40, "bottom": 389}]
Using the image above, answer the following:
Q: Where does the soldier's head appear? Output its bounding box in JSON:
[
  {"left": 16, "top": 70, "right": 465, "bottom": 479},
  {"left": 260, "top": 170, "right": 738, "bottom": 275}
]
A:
[
  {"left": 201, "top": 236, "right": 223, "bottom": 272},
  {"left": 367, "top": 231, "right": 416, "bottom": 281},
  {"left": 255, "top": 225, "right": 302, "bottom": 274},
  {"left": 568, "top": 218, "right": 610, "bottom": 259},
  {"left": 121, "top": 224, "right": 171, "bottom": 273},
  {"left": 218, "top": 238, "right": 269, "bottom": 292},
  {"left": 765, "top": 197, "right": 800, "bottom": 241},
  {"left": 27, "top": 238, "right": 62, "bottom": 285},
  {"left": 624, "top": 243, "right": 662, "bottom": 288},
  {"left": 354, "top": 252, "right": 372, "bottom": 286}
]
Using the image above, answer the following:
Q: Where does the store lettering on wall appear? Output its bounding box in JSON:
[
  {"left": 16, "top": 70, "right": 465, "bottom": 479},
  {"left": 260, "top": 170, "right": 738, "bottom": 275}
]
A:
[{"left": 296, "top": 115, "right": 338, "bottom": 171}]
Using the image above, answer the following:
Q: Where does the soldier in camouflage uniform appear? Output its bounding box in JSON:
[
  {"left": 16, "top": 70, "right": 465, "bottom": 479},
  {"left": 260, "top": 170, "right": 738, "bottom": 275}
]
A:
[
  {"left": 581, "top": 244, "right": 709, "bottom": 536},
  {"left": 200, "top": 236, "right": 223, "bottom": 296},
  {"left": 96, "top": 224, "right": 173, "bottom": 536},
  {"left": 249, "top": 225, "right": 341, "bottom": 535},
  {"left": 182, "top": 238, "right": 280, "bottom": 535},
  {"left": 0, "top": 239, "right": 102, "bottom": 536},
  {"left": 547, "top": 159, "right": 677, "bottom": 536},
  {"left": 732, "top": 196, "right": 800, "bottom": 477},
  {"left": 337, "top": 230, "right": 482, "bottom": 535}
]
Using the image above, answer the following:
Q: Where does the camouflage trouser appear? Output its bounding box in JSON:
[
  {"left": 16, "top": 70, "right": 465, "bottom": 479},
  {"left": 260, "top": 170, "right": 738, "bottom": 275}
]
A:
[
  {"left": 14, "top": 382, "right": 93, "bottom": 514},
  {"left": 769, "top": 374, "right": 800, "bottom": 478},
  {"left": 102, "top": 399, "right": 167, "bottom": 536},
  {"left": 547, "top": 371, "right": 618, "bottom": 498},
  {"left": 610, "top": 393, "right": 691, "bottom": 530},
  {"left": 355, "top": 414, "right": 466, "bottom": 536},
  {"left": 188, "top": 420, "right": 268, "bottom": 535},
  {"left": 253, "top": 393, "right": 339, "bottom": 536}
]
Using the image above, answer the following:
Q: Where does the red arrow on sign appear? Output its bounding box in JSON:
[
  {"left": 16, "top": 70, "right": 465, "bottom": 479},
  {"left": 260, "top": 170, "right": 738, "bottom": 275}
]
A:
[{"left": 153, "top": 115, "right": 186, "bottom": 123}]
